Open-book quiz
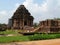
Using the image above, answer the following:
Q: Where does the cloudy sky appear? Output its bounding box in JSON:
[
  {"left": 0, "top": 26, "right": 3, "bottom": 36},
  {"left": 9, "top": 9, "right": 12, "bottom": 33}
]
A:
[{"left": 0, "top": 0, "right": 60, "bottom": 24}]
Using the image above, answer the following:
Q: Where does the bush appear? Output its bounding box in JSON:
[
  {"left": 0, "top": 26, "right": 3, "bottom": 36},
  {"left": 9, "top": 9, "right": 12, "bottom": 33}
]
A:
[
  {"left": 0, "top": 30, "right": 19, "bottom": 35},
  {"left": 28, "top": 34, "right": 60, "bottom": 41},
  {"left": 55, "top": 34, "right": 60, "bottom": 38}
]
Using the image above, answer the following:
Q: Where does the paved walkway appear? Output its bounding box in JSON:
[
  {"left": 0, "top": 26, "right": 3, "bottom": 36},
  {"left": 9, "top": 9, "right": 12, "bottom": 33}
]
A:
[{"left": 0, "top": 39, "right": 60, "bottom": 45}]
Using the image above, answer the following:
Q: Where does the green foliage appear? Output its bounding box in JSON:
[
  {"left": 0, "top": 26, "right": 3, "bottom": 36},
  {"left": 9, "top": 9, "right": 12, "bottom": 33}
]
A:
[
  {"left": 28, "top": 34, "right": 60, "bottom": 41},
  {"left": 0, "top": 30, "right": 19, "bottom": 35},
  {"left": 54, "top": 18, "right": 60, "bottom": 20},
  {"left": 33, "top": 23, "right": 38, "bottom": 28},
  {"left": 0, "top": 24, "right": 7, "bottom": 31},
  {"left": 0, "top": 32, "right": 60, "bottom": 43}
]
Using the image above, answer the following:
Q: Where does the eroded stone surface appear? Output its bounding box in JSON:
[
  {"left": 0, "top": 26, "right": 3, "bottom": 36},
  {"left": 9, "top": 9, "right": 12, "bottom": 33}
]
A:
[{"left": 8, "top": 5, "right": 34, "bottom": 30}]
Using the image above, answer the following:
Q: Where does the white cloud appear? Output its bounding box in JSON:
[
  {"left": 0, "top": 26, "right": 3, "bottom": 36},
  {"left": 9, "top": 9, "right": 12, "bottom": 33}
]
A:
[
  {"left": 23, "top": 0, "right": 60, "bottom": 23},
  {"left": 1, "top": 0, "right": 60, "bottom": 24},
  {"left": 0, "top": 11, "right": 7, "bottom": 20},
  {"left": 23, "top": 0, "right": 48, "bottom": 23},
  {"left": 0, "top": 11, "right": 7, "bottom": 18},
  {"left": 0, "top": 10, "right": 8, "bottom": 24},
  {"left": 47, "top": 0, "right": 60, "bottom": 18},
  {"left": 0, "top": 11, "right": 7, "bottom": 15}
]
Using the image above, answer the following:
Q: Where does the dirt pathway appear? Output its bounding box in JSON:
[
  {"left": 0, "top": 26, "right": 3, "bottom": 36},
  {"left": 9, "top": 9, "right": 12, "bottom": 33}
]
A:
[{"left": 0, "top": 39, "right": 60, "bottom": 45}]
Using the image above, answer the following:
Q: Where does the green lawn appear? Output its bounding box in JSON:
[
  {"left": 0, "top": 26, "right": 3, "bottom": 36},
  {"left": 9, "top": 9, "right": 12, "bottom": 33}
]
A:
[
  {"left": 0, "top": 30, "right": 60, "bottom": 43},
  {"left": 0, "top": 36, "right": 29, "bottom": 43}
]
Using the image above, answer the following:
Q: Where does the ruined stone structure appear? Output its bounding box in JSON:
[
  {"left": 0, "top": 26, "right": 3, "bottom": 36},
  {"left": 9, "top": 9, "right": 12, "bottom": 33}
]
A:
[
  {"left": 38, "top": 19, "right": 60, "bottom": 33},
  {"left": 8, "top": 4, "right": 60, "bottom": 33},
  {"left": 8, "top": 5, "right": 34, "bottom": 30}
]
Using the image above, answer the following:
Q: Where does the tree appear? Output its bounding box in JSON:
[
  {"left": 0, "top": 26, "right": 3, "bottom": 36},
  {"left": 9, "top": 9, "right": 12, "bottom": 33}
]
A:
[
  {"left": 33, "top": 23, "right": 38, "bottom": 28},
  {"left": 0, "top": 24, "right": 7, "bottom": 31},
  {"left": 54, "top": 18, "right": 60, "bottom": 20}
]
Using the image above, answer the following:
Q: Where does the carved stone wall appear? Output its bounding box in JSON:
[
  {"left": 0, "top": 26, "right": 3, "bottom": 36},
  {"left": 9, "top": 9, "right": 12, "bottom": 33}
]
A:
[
  {"left": 39, "top": 19, "right": 60, "bottom": 33},
  {"left": 8, "top": 5, "right": 34, "bottom": 30}
]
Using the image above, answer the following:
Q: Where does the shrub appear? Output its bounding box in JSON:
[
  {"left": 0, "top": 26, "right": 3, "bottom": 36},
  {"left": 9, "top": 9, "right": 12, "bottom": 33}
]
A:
[{"left": 28, "top": 34, "right": 60, "bottom": 41}]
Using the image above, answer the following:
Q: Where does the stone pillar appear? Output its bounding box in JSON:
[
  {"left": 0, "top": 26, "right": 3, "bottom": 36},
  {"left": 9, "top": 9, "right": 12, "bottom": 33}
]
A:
[
  {"left": 29, "top": 20, "right": 31, "bottom": 26},
  {"left": 27, "top": 19, "right": 28, "bottom": 26},
  {"left": 19, "top": 20, "right": 21, "bottom": 29},
  {"left": 13, "top": 19, "right": 17, "bottom": 29},
  {"left": 27, "top": 20, "right": 29, "bottom": 26},
  {"left": 31, "top": 20, "right": 33, "bottom": 26},
  {"left": 20, "top": 19, "right": 22, "bottom": 29},
  {"left": 22, "top": 19, "right": 24, "bottom": 29}
]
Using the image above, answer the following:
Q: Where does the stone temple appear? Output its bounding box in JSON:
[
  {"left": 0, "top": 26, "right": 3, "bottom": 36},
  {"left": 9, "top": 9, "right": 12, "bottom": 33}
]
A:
[
  {"left": 37, "top": 19, "right": 60, "bottom": 33},
  {"left": 8, "top": 5, "right": 34, "bottom": 30}
]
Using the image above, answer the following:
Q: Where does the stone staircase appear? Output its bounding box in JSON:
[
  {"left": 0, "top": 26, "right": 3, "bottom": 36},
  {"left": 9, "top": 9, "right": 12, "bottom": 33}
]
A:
[{"left": 32, "top": 27, "right": 40, "bottom": 32}]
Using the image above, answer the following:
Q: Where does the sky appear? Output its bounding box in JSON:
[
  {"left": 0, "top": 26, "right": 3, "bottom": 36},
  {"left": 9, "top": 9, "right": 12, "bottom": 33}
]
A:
[{"left": 0, "top": 0, "right": 60, "bottom": 24}]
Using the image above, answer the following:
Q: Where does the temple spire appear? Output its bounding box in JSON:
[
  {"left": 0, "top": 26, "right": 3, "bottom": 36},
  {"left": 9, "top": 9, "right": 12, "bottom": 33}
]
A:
[
  {"left": 8, "top": 5, "right": 34, "bottom": 30},
  {"left": 18, "top": 5, "right": 26, "bottom": 9}
]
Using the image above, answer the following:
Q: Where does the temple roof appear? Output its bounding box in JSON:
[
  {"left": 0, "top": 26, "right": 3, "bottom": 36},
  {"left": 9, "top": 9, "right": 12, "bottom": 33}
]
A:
[{"left": 12, "top": 5, "right": 34, "bottom": 19}]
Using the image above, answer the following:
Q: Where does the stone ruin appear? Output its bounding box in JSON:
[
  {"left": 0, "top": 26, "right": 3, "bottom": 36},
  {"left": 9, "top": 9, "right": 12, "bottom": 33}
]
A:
[{"left": 8, "top": 5, "right": 34, "bottom": 30}]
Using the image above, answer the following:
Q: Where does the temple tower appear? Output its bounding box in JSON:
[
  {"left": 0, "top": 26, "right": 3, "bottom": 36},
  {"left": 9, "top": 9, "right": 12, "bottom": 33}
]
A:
[{"left": 8, "top": 5, "right": 34, "bottom": 30}]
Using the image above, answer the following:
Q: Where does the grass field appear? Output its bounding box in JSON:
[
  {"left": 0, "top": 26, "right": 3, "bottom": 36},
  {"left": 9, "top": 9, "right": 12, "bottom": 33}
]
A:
[
  {"left": 0, "top": 36, "right": 29, "bottom": 43},
  {"left": 0, "top": 30, "right": 60, "bottom": 43}
]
